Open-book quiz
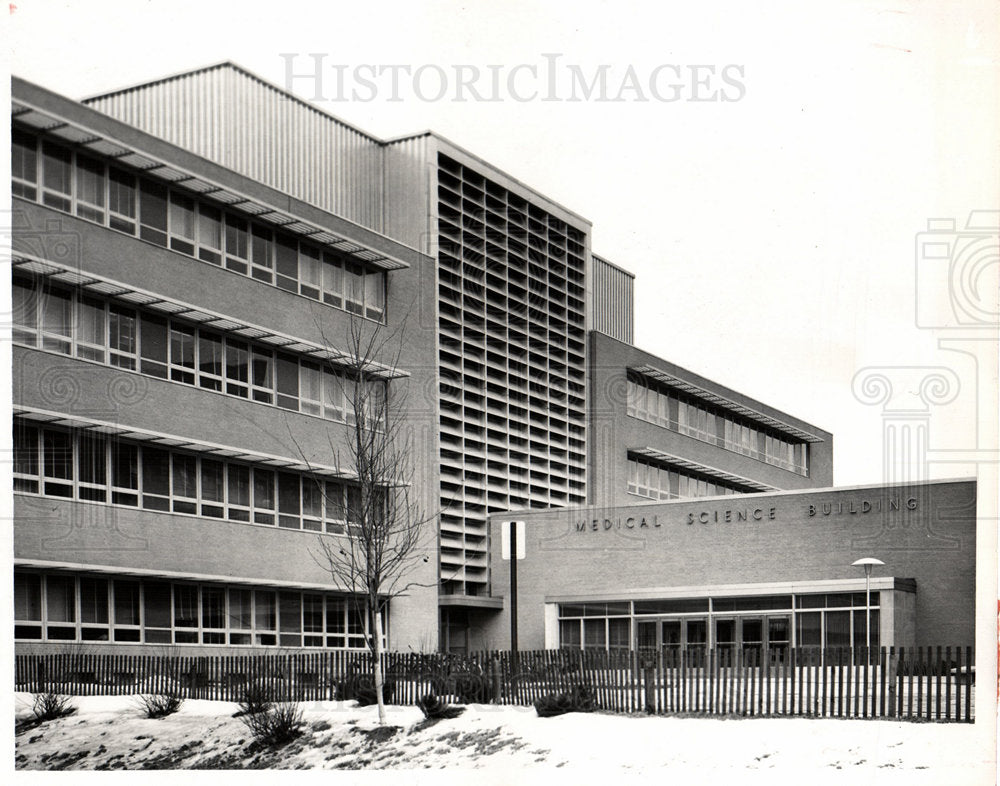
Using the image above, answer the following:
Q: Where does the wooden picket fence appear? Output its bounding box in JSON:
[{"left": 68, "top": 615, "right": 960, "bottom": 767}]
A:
[{"left": 14, "top": 645, "right": 974, "bottom": 722}]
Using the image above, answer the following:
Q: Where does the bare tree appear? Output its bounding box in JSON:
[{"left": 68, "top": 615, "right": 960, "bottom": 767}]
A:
[{"left": 312, "top": 317, "right": 436, "bottom": 724}]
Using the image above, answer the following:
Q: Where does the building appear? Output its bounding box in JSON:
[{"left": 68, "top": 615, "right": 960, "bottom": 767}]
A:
[
  {"left": 10, "top": 63, "right": 970, "bottom": 657},
  {"left": 487, "top": 478, "right": 976, "bottom": 653}
]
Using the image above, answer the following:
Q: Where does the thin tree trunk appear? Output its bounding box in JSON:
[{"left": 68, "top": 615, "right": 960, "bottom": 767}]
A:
[{"left": 373, "top": 599, "right": 386, "bottom": 725}]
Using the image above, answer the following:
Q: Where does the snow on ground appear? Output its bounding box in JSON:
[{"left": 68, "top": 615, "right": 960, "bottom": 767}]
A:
[{"left": 12, "top": 691, "right": 996, "bottom": 783}]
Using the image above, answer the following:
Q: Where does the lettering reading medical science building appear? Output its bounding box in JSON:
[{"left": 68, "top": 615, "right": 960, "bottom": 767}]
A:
[{"left": 574, "top": 496, "right": 920, "bottom": 533}]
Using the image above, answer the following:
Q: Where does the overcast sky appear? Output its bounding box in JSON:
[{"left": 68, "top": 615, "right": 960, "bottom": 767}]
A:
[{"left": 4, "top": 0, "right": 998, "bottom": 488}]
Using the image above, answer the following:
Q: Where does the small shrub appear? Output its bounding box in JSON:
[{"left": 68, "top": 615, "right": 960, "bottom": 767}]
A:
[
  {"left": 237, "top": 680, "right": 273, "bottom": 716},
  {"left": 336, "top": 673, "right": 396, "bottom": 706},
  {"left": 136, "top": 693, "right": 183, "bottom": 719},
  {"left": 416, "top": 693, "right": 465, "bottom": 720},
  {"left": 533, "top": 685, "right": 595, "bottom": 718},
  {"left": 31, "top": 691, "right": 75, "bottom": 722},
  {"left": 239, "top": 702, "right": 304, "bottom": 746}
]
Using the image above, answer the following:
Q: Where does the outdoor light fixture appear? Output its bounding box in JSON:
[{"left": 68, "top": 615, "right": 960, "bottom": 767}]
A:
[{"left": 852, "top": 557, "right": 884, "bottom": 657}]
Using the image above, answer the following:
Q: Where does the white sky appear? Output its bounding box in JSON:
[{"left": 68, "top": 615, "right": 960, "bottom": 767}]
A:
[{"left": 3, "top": 0, "right": 998, "bottom": 488}]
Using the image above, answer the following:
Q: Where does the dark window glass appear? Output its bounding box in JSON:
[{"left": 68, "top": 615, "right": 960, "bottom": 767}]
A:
[
  {"left": 78, "top": 432, "right": 107, "bottom": 486},
  {"left": 12, "top": 129, "right": 38, "bottom": 199},
  {"left": 80, "top": 578, "right": 109, "bottom": 625},
  {"left": 113, "top": 580, "right": 141, "bottom": 626},
  {"left": 139, "top": 314, "right": 168, "bottom": 378},
  {"left": 139, "top": 179, "right": 169, "bottom": 246},
  {"left": 198, "top": 332, "right": 223, "bottom": 389},
  {"left": 276, "top": 353, "right": 299, "bottom": 410},
  {"left": 198, "top": 204, "right": 222, "bottom": 264},
  {"left": 41, "top": 142, "right": 72, "bottom": 210},
  {"left": 253, "top": 469, "right": 275, "bottom": 525},
  {"left": 14, "top": 573, "right": 42, "bottom": 620},
  {"left": 14, "top": 422, "right": 39, "bottom": 477},
  {"left": 225, "top": 339, "right": 249, "bottom": 397},
  {"left": 278, "top": 472, "right": 300, "bottom": 529},
  {"left": 174, "top": 585, "right": 199, "bottom": 628},
  {"left": 171, "top": 454, "right": 198, "bottom": 513},
  {"left": 170, "top": 325, "right": 196, "bottom": 384},
  {"left": 46, "top": 575, "right": 76, "bottom": 623},
  {"left": 201, "top": 459, "right": 224, "bottom": 517},
  {"left": 227, "top": 464, "right": 250, "bottom": 520},
  {"left": 141, "top": 447, "right": 170, "bottom": 510},
  {"left": 144, "top": 582, "right": 172, "bottom": 642},
  {"left": 108, "top": 167, "right": 137, "bottom": 232},
  {"left": 225, "top": 215, "right": 249, "bottom": 272},
  {"left": 169, "top": 192, "right": 196, "bottom": 255},
  {"left": 109, "top": 305, "right": 137, "bottom": 369},
  {"left": 275, "top": 237, "right": 298, "bottom": 291},
  {"left": 75, "top": 154, "right": 106, "bottom": 222}
]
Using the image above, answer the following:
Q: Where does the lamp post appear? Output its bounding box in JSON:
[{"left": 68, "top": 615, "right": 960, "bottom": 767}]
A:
[{"left": 852, "top": 557, "right": 884, "bottom": 662}]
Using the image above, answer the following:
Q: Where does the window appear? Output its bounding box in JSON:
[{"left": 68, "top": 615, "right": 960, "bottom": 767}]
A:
[
  {"left": 299, "top": 247, "right": 321, "bottom": 299},
  {"left": 253, "top": 468, "right": 275, "bottom": 525},
  {"left": 276, "top": 353, "right": 299, "bottom": 410},
  {"left": 40, "top": 288, "right": 72, "bottom": 355},
  {"left": 202, "top": 587, "right": 226, "bottom": 644},
  {"left": 169, "top": 192, "right": 197, "bottom": 256},
  {"left": 299, "top": 361, "right": 322, "bottom": 416},
  {"left": 278, "top": 472, "right": 301, "bottom": 529},
  {"left": 200, "top": 459, "right": 225, "bottom": 518},
  {"left": 113, "top": 580, "right": 141, "bottom": 642},
  {"left": 345, "top": 262, "right": 364, "bottom": 315},
  {"left": 13, "top": 422, "right": 40, "bottom": 493},
  {"left": 365, "top": 269, "right": 385, "bottom": 320},
  {"left": 41, "top": 142, "right": 72, "bottom": 211},
  {"left": 14, "top": 573, "right": 42, "bottom": 640},
  {"left": 250, "top": 225, "right": 273, "bottom": 282},
  {"left": 78, "top": 433, "right": 107, "bottom": 502},
  {"left": 255, "top": 591, "right": 277, "bottom": 646},
  {"left": 198, "top": 204, "right": 223, "bottom": 265},
  {"left": 46, "top": 575, "right": 76, "bottom": 640},
  {"left": 11, "top": 129, "right": 38, "bottom": 199},
  {"left": 74, "top": 154, "right": 106, "bottom": 223},
  {"left": 139, "top": 314, "right": 168, "bottom": 378},
  {"left": 171, "top": 454, "right": 198, "bottom": 514},
  {"left": 111, "top": 441, "right": 139, "bottom": 506},
  {"left": 275, "top": 237, "right": 298, "bottom": 292},
  {"left": 227, "top": 464, "right": 251, "bottom": 522},
  {"left": 322, "top": 252, "right": 344, "bottom": 307},
  {"left": 109, "top": 305, "right": 137, "bottom": 370},
  {"left": 229, "top": 589, "right": 253, "bottom": 645},
  {"left": 303, "top": 594, "right": 324, "bottom": 647},
  {"left": 225, "top": 339, "right": 249, "bottom": 398},
  {"left": 77, "top": 296, "right": 107, "bottom": 362},
  {"left": 108, "top": 167, "right": 136, "bottom": 233},
  {"left": 170, "top": 325, "right": 196, "bottom": 384},
  {"left": 250, "top": 349, "right": 273, "bottom": 403},
  {"left": 144, "top": 582, "right": 172, "bottom": 644},
  {"left": 16, "top": 418, "right": 364, "bottom": 535},
  {"left": 141, "top": 447, "right": 171, "bottom": 511},
  {"left": 12, "top": 279, "right": 38, "bottom": 347},
  {"left": 16, "top": 572, "right": 381, "bottom": 649},
  {"left": 14, "top": 129, "right": 388, "bottom": 324},
  {"left": 139, "top": 179, "right": 169, "bottom": 247},
  {"left": 43, "top": 429, "right": 73, "bottom": 497},
  {"left": 198, "top": 332, "right": 224, "bottom": 391},
  {"left": 225, "top": 214, "right": 249, "bottom": 273},
  {"left": 173, "top": 585, "right": 199, "bottom": 643},
  {"left": 278, "top": 592, "right": 302, "bottom": 647},
  {"left": 79, "top": 578, "right": 109, "bottom": 641}
]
